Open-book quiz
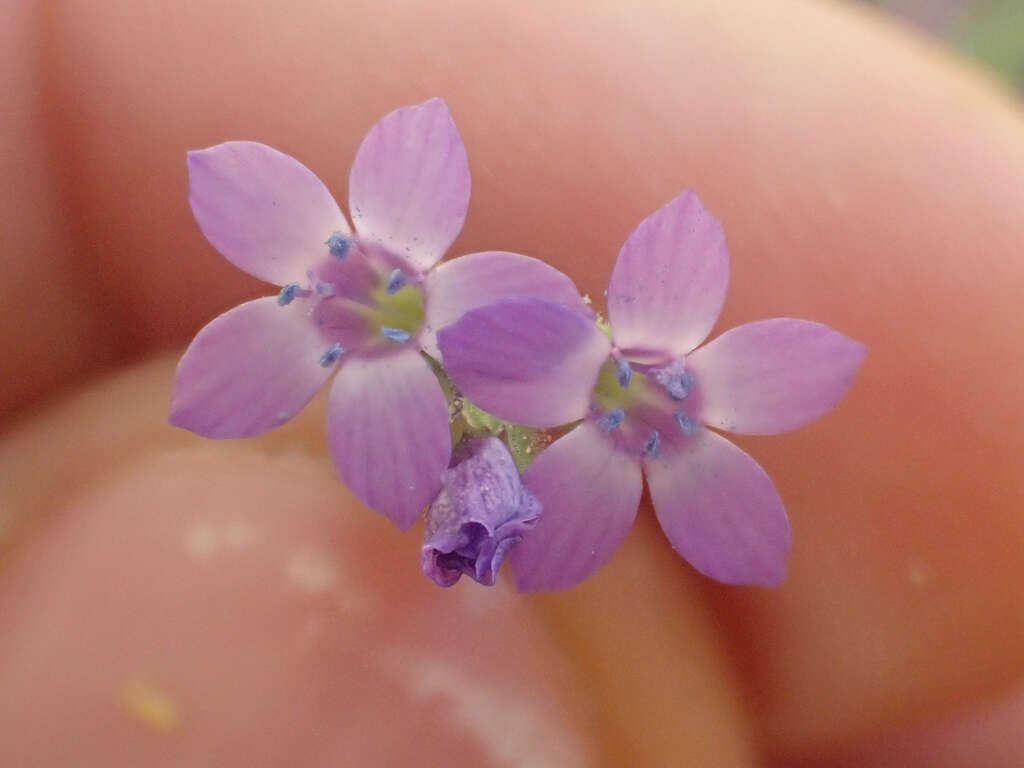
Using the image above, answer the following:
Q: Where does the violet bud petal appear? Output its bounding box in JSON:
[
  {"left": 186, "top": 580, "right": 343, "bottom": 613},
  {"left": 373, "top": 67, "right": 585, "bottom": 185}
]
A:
[{"left": 422, "top": 437, "right": 541, "bottom": 587}]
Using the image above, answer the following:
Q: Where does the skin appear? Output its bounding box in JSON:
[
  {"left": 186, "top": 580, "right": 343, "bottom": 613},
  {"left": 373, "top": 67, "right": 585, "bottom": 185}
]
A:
[{"left": 2, "top": 0, "right": 1024, "bottom": 764}]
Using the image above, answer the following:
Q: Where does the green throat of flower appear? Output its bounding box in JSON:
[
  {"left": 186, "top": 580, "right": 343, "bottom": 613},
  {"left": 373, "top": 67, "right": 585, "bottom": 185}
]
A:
[
  {"left": 591, "top": 357, "right": 650, "bottom": 412},
  {"left": 368, "top": 278, "right": 425, "bottom": 339}
]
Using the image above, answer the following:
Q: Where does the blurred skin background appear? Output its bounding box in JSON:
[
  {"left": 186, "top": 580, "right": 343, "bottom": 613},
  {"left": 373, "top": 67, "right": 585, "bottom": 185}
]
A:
[{"left": 1, "top": 0, "right": 1023, "bottom": 765}]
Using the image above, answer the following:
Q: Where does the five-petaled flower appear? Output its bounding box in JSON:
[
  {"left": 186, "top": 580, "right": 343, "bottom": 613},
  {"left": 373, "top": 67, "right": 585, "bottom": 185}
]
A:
[
  {"left": 422, "top": 437, "right": 542, "bottom": 587},
  {"left": 170, "top": 99, "right": 585, "bottom": 528},
  {"left": 439, "top": 192, "right": 867, "bottom": 589}
]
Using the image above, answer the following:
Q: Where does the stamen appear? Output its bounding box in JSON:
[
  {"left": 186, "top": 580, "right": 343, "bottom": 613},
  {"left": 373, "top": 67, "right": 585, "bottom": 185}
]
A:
[
  {"left": 277, "top": 282, "right": 301, "bottom": 306},
  {"left": 386, "top": 268, "right": 408, "bottom": 295},
  {"left": 643, "top": 430, "right": 661, "bottom": 459},
  {"left": 597, "top": 408, "right": 625, "bottom": 432},
  {"left": 381, "top": 326, "right": 412, "bottom": 343},
  {"left": 675, "top": 412, "right": 696, "bottom": 435},
  {"left": 654, "top": 363, "right": 693, "bottom": 400},
  {"left": 615, "top": 357, "right": 632, "bottom": 388},
  {"left": 315, "top": 281, "right": 336, "bottom": 296},
  {"left": 318, "top": 343, "right": 344, "bottom": 367},
  {"left": 325, "top": 231, "right": 351, "bottom": 259}
]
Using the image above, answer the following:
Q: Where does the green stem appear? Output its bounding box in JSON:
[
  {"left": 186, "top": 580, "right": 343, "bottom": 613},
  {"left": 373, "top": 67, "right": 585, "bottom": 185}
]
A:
[{"left": 428, "top": 356, "right": 566, "bottom": 473}]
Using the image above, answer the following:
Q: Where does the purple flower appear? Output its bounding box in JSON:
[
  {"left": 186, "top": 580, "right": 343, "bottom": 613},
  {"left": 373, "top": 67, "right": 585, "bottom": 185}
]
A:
[
  {"left": 438, "top": 192, "right": 867, "bottom": 589},
  {"left": 422, "top": 437, "right": 542, "bottom": 587},
  {"left": 170, "top": 99, "right": 586, "bottom": 528}
]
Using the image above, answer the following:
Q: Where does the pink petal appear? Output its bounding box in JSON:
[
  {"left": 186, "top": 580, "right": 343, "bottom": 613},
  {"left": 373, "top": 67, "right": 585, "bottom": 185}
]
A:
[
  {"left": 607, "top": 191, "right": 729, "bottom": 357},
  {"left": 687, "top": 318, "right": 867, "bottom": 435},
  {"left": 326, "top": 348, "right": 451, "bottom": 529},
  {"left": 187, "top": 142, "right": 349, "bottom": 286},
  {"left": 511, "top": 422, "right": 643, "bottom": 591},
  {"left": 170, "top": 298, "right": 334, "bottom": 438},
  {"left": 438, "top": 298, "right": 610, "bottom": 427},
  {"left": 349, "top": 99, "right": 470, "bottom": 272},
  {"left": 421, "top": 251, "right": 589, "bottom": 358},
  {"left": 645, "top": 429, "right": 791, "bottom": 586}
]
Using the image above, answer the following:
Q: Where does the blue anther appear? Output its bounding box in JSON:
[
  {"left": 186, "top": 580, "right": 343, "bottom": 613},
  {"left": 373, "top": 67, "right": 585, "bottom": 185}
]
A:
[
  {"left": 643, "top": 430, "right": 661, "bottom": 459},
  {"left": 655, "top": 365, "right": 693, "bottom": 400},
  {"left": 381, "top": 326, "right": 412, "bottom": 343},
  {"left": 674, "top": 411, "right": 696, "bottom": 435},
  {"left": 277, "top": 282, "right": 301, "bottom": 306},
  {"left": 597, "top": 408, "right": 625, "bottom": 432},
  {"left": 386, "top": 268, "right": 408, "bottom": 295},
  {"left": 319, "top": 343, "right": 344, "bottom": 367},
  {"left": 325, "top": 231, "right": 351, "bottom": 259},
  {"left": 615, "top": 357, "right": 632, "bottom": 389}
]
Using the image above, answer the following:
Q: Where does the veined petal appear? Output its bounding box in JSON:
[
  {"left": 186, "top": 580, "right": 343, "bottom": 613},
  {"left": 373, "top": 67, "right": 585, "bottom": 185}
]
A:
[
  {"left": 421, "top": 251, "right": 589, "bottom": 359},
  {"left": 645, "top": 429, "right": 791, "bottom": 586},
  {"left": 170, "top": 297, "right": 334, "bottom": 438},
  {"left": 187, "top": 142, "right": 348, "bottom": 286},
  {"left": 687, "top": 318, "right": 867, "bottom": 434},
  {"left": 438, "top": 298, "right": 610, "bottom": 427},
  {"left": 607, "top": 191, "right": 729, "bottom": 357},
  {"left": 511, "top": 422, "right": 643, "bottom": 590},
  {"left": 326, "top": 348, "right": 451, "bottom": 529},
  {"left": 349, "top": 99, "right": 470, "bottom": 272}
]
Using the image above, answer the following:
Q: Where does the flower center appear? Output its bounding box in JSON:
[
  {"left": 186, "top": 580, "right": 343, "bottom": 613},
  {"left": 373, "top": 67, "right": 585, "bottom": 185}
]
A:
[
  {"left": 592, "top": 357, "right": 648, "bottom": 412},
  {"left": 590, "top": 356, "right": 700, "bottom": 458},
  {"left": 306, "top": 235, "right": 426, "bottom": 356}
]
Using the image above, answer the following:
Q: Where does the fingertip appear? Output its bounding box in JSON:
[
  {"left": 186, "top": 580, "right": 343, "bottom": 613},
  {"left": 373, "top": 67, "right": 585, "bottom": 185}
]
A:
[{"left": 0, "top": 444, "right": 598, "bottom": 766}]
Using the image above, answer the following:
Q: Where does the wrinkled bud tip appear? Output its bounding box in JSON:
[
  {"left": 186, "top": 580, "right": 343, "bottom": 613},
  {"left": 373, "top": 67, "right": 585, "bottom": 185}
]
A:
[{"left": 422, "top": 437, "right": 541, "bottom": 588}]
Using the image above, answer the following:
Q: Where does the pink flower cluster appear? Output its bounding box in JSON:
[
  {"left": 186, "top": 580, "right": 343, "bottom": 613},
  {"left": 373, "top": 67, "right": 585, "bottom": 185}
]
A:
[{"left": 172, "top": 99, "right": 865, "bottom": 589}]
